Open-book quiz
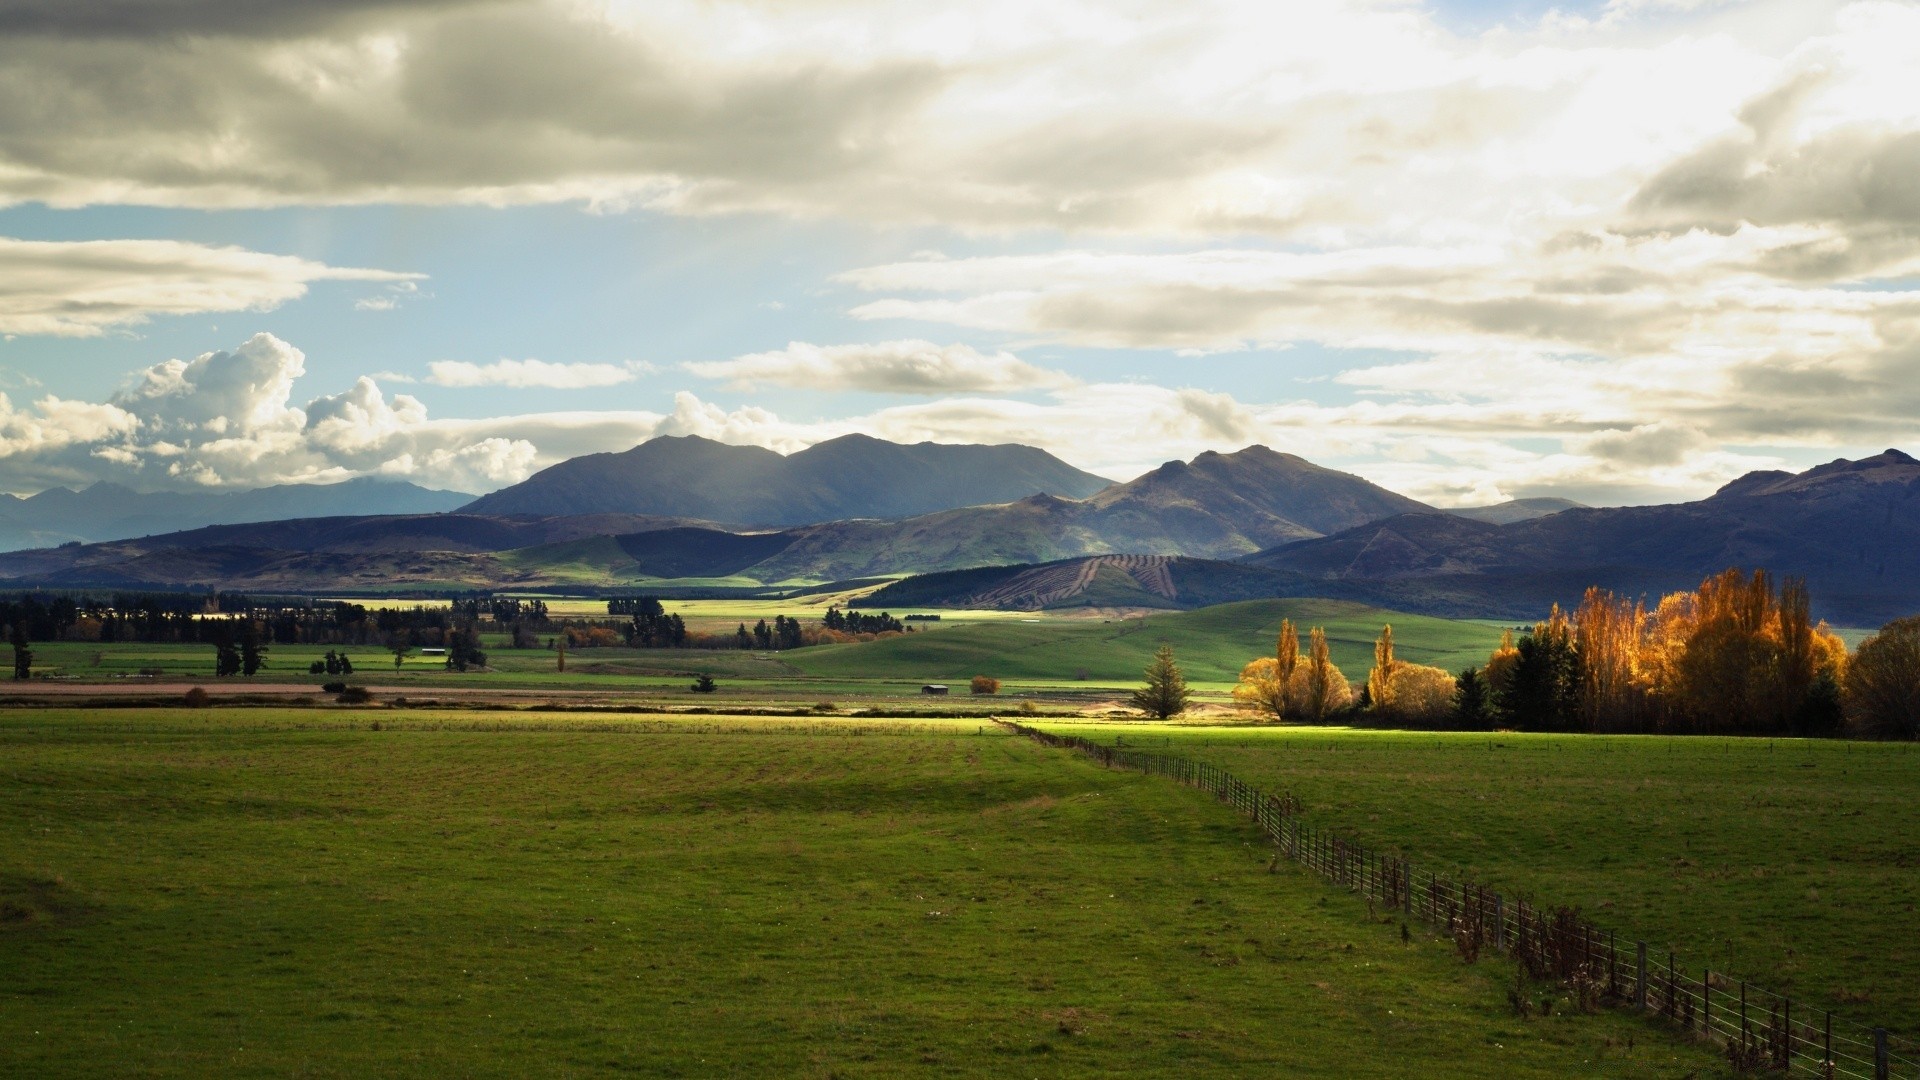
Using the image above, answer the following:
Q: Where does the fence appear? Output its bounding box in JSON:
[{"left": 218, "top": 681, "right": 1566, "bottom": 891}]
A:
[{"left": 999, "top": 720, "right": 1916, "bottom": 1079}]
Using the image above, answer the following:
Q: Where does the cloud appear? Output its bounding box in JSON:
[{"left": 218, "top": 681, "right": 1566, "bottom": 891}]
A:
[
  {"left": 684, "top": 340, "right": 1073, "bottom": 394},
  {"left": 0, "top": 330, "right": 1896, "bottom": 505},
  {"left": 423, "top": 358, "right": 649, "bottom": 389},
  {"left": 0, "top": 0, "right": 1892, "bottom": 246},
  {"left": 0, "top": 236, "right": 419, "bottom": 337}
]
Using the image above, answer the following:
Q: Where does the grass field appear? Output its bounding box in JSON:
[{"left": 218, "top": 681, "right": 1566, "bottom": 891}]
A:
[
  {"left": 0, "top": 708, "right": 1730, "bottom": 1078},
  {"left": 788, "top": 599, "right": 1505, "bottom": 688},
  {"left": 1035, "top": 722, "right": 1920, "bottom": 1035},
  {"left": 12, "top": 599, "right": 1501, "bottom": 705}
]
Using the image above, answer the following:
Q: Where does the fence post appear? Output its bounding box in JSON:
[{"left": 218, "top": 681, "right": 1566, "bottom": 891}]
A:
[
  {"left": 1875, "top": 1027, "right": 1889, "bottom": 1080},
  {"left": 1636, "top": 942, "right": 1648, "bottom": 1009},
  {"left": 1493, "top": 895, "right": 1504, "bottom": 949}
]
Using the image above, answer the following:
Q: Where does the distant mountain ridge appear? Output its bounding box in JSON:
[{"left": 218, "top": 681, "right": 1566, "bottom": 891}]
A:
[
  {"left": 460, "top": 433, "right": 1114, "bottom": 524},
  {"left": 0, "top": 445, "right": 1429, "bottom": 591},
  {"left": 1245, "top": 450, "right": 1920, "bottom": 624},
  {"left": 8, "top": 445, "right": 1912, "bottom": 626},
  {"left": 1445, "top": 497, "right": 1585, "bottom": 525},
  {"left": 0, "top": 477, "right": 469, "bottom": 552}
]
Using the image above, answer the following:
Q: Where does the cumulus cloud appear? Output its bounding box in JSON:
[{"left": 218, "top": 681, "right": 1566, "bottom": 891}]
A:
[
  {"left": 684, "top": 340, "right": 1073, "bottom": 394},
  {"left": 423, "top": 358, "right": 649, "bottom": 389},
  {"left": 0, "top": 236, "right": 419, "bottom": 336}
]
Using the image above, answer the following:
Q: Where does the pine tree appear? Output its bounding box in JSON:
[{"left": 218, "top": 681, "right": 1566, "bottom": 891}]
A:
[
  {"left": 9, "top": 623, "right": 31, "bottom": 681},
  {"left": 239, "top": 620, "right": 268, "bottom": 676},
  {"left": 1130, "top": 644, "right": 1190, "bottom": 719},
  {"left": 1454, "top": 667, "right": 1491, "bottom": 730}
]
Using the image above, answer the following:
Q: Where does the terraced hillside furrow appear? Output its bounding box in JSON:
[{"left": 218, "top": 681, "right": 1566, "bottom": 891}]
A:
[{"left": 964, "top": 554, "right": 1180, "bottom": 609}]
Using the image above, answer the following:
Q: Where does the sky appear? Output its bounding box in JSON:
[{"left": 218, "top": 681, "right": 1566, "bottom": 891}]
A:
[{"left": 1, "top": 0, "right": 1918, "bottom": 507}]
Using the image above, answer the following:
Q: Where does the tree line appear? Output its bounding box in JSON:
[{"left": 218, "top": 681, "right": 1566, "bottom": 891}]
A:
[{"left": 1230, "top": 568, "right": 1920, "bottom": 738}]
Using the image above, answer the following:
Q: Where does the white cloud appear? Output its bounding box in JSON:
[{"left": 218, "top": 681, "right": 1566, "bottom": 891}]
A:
[
  {"left": 0, "top": 236, "right": 419, "bottom": 337},
  {"left": 684, "top": 340, "right": 1073, "bottom": 394},
  {"left": 423, "top": 358, "right": 649, "bottom": 389}
]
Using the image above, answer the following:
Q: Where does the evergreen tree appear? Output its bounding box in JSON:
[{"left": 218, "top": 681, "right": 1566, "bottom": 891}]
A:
[
  {"left": 735, "top": 623, "right": 753, "bottom": 650},
  {"left": 214, "top": 633, "right": 241, "bottom": 677},
  {"left": 446, "top": 624, "right": 487, "bottom": 672},
  {"left": 752, "top": 619, "right": 772, "bottom": 649},
  {"left": 690, "top": 673, "right": 717, "bottom": 693},
  {"left": 1501, "top": 617, "right": 1582, "bottom": 731},
  {"left": 9, "top": 623, "right": 30, "bottom": 681},
  {"left": 239, "top": 620, "right": 268, "bottom": 676},
  {"left": 1453, "top": 667, "right": 1492, "bottom": 730},
  {"left": 1130, "top": 644, "right": 1190, "bottom": 719}
]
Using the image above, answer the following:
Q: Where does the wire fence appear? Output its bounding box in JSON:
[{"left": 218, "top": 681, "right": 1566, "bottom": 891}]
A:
[{"left": 999, "top": 720, "right": 1916, "bottom": 1079}]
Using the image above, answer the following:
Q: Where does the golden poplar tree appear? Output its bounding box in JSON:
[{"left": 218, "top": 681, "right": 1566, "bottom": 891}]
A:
[{"left": 1366, "top": 624, "right": 1397, "bottom": 710}]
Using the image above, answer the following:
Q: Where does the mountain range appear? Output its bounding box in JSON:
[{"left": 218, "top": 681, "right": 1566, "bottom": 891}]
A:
[
  {"left": 0, "top": 437, "right": 1912, "bottom": 625},
  {"left": 460, "top": 433, "right": 1113, "bottom": 523},
  {"left": 1244, "top": 449, "right": 1920, "bottom": 624},
  {"left": 0, "top": 477, "right": 468, "bottom": 552}
]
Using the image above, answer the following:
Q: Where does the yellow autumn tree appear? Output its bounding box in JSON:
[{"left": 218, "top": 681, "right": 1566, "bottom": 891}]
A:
[
  {"left": 1484, "top": 628, "right": 1520, "bottom": 701},
  {"left": 1232, "top": 657, "right": 1287, "bottom": 719},
  {"left": 1301, "top": 626, "right": 1352, "bottom": 722},
  {"left": 1366, "top": 624, "right": 1398, "bottom": 711}
]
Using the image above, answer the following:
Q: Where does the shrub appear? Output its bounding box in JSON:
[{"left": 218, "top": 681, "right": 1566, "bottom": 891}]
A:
[
  {"left": 321, "top": 680, "right": 347, "bottom": 694},
  {"left": 1017, "top": 700, "right": 1038, "bottom": 716},
  {"left": 309, "top": 661, "right": 327, "bottom": 675},
  {"left": 689, "top": 673, "right": 717, "bottom": 693},
  {"left": 813, "top": 701, "right": 837, "bottom": 713},
  {"left": 970, "top": 675, "right": 1000, "bottom": 695},
  {"left": 182, "top": 687, "right": 211, "bottom": 708},
  {"left": 336, "top": 686, "right": 373, "bottom": 704},
  {"left": 1375, "top": 664, "right": 1457, "bottom": 727}
]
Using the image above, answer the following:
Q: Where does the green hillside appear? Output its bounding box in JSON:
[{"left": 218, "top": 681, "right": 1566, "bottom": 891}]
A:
[{"left": 786, "top": 598, "right": 1506, "bottom": 686}]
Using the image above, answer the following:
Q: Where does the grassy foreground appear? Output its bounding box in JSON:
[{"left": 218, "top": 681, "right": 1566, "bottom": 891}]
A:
[
  {"left": 1040, "top": 723, "right": 1920, "bottom": 1034},
  {"left": 0, "top": 709, "right": 1724, "bottom": 1078}
]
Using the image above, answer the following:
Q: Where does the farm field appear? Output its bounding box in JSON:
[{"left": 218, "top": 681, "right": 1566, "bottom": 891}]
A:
[
  {"left": 788, "top": 599, "right": 1506, "bottom": 688},
  {"left": 1036, "top": 722, "right": 1920, "bottom": 1035},
  {"left": 0, "top": 707, "right": 1727, "bottom": 1079},
  {"left": 8, "top": 599, "right": 1503, "bottom": 703}
]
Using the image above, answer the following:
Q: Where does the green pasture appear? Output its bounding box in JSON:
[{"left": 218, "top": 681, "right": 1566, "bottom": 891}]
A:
[
  {"left": 1037, "top": 722, "right": 1920, "bottom": 1035},
  {"left": 788, "top": 599, "right": 1505, "bottom": 687},
  {"left": 0, "top": 708, "right": 1726, "bottom": 1078},
  {"left": 11, "top": 598, "right": 1499, "bottom": 703}
]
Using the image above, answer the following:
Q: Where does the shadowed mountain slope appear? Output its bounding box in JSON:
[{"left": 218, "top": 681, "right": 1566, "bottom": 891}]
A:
[{"left": 1246, "top": 450, "right": 1920, "bottom": 624}]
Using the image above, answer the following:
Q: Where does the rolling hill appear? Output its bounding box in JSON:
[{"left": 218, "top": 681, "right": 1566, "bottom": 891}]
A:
[
  {"left": 864, "top": 554, "right": 1368, "bottom": 612},
  {"left": 785, "top": 598, "right": 1505, "bottom": 686},
  {"left": 1246, "top": 449, "right": 1920, "bottom": 624},
  {"left": 460, "top": 433, "right": 1113, "bottom": 523}
]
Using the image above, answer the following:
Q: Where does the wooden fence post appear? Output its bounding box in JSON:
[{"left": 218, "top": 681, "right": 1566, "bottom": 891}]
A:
[
  {"left": 1875, "top": 1027, "right": 1889, "bottom": 1080},
  {"left": 1636, "top": 942, "right": 1648, "bottom": 1009}
]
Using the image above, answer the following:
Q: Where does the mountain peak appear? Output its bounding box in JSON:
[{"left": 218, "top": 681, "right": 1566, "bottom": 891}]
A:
[{"left": 1712, "top": 448, "right": 1920, "bottom": 500}]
